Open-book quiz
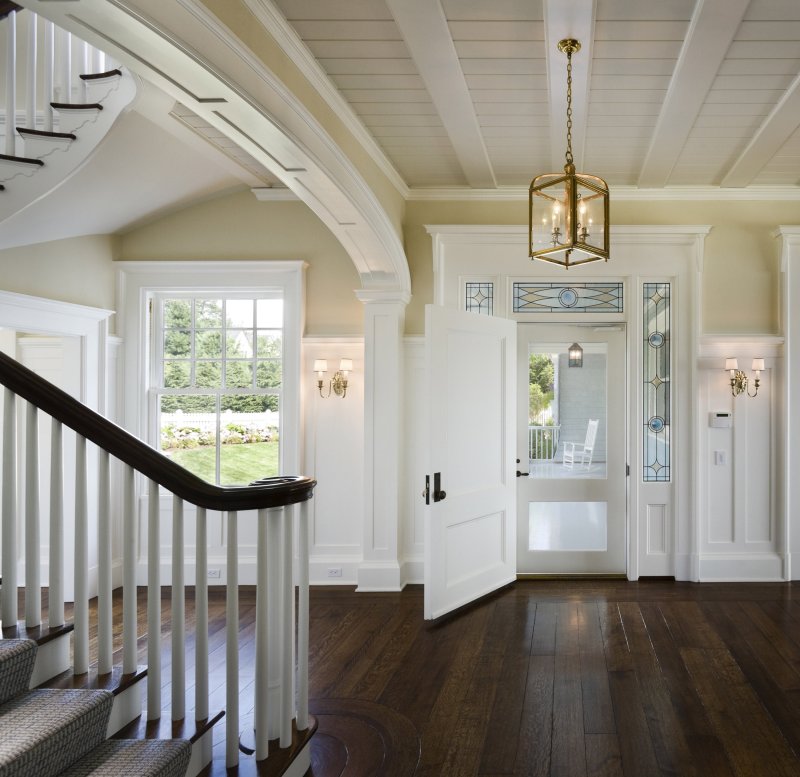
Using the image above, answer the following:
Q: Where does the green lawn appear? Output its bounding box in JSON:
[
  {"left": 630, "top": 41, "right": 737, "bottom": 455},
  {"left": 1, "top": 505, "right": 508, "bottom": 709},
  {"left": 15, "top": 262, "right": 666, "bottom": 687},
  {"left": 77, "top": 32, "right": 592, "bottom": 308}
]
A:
[{"left": 166, "top": 441, "right": 279, "bottom": 485}]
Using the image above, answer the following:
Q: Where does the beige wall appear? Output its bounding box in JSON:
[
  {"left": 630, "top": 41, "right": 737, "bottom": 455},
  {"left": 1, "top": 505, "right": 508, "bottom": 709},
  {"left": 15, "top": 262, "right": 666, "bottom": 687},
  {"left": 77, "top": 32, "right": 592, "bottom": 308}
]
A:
[
  {"left": 403, "top": 198, "right": 794, "bottom": 335},
  {"left": 0, "top": 233, "right": 117, "bottom": 313},
  {"left": 119, "top": 191, "right": 364, "bottom": 335}
]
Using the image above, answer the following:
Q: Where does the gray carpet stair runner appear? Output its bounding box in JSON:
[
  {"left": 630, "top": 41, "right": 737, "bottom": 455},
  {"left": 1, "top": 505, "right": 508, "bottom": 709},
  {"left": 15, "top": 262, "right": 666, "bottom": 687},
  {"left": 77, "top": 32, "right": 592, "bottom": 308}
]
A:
[{"left": 0, "top": 639, "right": 190, "bottom": 777}]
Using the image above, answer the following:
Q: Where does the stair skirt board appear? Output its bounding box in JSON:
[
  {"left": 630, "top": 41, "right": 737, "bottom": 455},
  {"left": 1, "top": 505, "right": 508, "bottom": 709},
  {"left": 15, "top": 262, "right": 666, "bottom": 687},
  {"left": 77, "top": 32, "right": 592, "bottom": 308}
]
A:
[{"left": 29, "top": 632, "right": 72, "bottom": 687}]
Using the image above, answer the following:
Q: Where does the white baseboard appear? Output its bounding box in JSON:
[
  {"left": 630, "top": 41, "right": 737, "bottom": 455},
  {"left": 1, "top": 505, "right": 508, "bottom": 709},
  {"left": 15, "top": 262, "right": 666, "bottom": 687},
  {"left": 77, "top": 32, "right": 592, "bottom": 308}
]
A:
[
  {"left": 309, "top": 556, "right": 360, "bottom": 585},
  {"left": 674, "top": 553, "right": 697, "bottom": 581},
  {"left": 698, "top": 552, "right": 784, "bottom": 581},
  {"left": 356, "top": 560, "right": 404, "bottom": 591},
  {"left": 401, "top": 557, "right": 423, "bottom": 585}
]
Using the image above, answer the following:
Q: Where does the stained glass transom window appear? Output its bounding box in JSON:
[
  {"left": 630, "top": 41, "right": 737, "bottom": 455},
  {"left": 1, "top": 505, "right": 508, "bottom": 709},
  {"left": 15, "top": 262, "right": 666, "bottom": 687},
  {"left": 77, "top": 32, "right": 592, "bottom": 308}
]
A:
[
  {"left": 643, "top": 283, "right": 670, "bottom": 482},
  {"left": 513, "top": 282, "right": 623, "bottom": 313},
  {"left": 465, "top": 282, "right": 493, "bottom": 315}
]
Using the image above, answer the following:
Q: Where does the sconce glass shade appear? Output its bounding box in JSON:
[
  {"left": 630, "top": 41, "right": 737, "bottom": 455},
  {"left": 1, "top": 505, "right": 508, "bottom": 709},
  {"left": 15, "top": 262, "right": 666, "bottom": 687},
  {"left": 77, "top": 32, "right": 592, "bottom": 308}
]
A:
[
  {"left": 339, "top": 358, "right": 353, "bottom": 373},
  {"left": 725, "top": 358, "right": 738, "bottom": 371},
  {"left": 529, "top": 168, "right": 609, "bottom": 268},
  {"left": 568, "top": 342, "right": 583, "bottom": 368},
  {"left": 313, "top": 359, "right": 327, "bottom": 374},
  {"left": 752, "top": 358, "right": 765, "bottom": 372}
]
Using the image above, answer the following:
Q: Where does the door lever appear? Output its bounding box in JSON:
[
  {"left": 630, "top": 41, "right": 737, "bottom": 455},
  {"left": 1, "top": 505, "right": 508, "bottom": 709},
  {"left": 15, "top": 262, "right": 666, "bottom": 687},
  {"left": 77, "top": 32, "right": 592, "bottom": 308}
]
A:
[
  {"left": 516, "top": 470, "right": 529, "bottom": 477},
  {"left": 433, "top": 472, "right": 446, "bottom": 502}
]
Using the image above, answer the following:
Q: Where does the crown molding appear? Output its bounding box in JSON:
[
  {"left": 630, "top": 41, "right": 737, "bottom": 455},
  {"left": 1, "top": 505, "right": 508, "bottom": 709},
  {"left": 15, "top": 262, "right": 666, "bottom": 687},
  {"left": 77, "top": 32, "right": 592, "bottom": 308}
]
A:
[
  {"left": 408, "top": 185, "right": 800, "bottom": 202},
  {"left": 242, "top": 0, "right": 409, "bottom": 199}
]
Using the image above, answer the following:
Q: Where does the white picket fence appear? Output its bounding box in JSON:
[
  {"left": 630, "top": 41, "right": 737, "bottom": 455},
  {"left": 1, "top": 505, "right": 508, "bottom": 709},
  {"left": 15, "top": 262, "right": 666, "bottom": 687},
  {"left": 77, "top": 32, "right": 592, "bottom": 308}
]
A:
[{"left": 162, "top": 411, "right": 279, "bottom": 431}]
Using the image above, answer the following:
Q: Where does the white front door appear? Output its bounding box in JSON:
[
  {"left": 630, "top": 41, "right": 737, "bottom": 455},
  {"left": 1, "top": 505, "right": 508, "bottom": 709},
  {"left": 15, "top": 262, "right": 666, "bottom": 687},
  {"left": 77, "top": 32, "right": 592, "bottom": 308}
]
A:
[
  {"left": 516, "top": 323, "right": 627, "bottom": 575},
  {"left": 424, "top": 305, "right": 516, "bottom": 620}
]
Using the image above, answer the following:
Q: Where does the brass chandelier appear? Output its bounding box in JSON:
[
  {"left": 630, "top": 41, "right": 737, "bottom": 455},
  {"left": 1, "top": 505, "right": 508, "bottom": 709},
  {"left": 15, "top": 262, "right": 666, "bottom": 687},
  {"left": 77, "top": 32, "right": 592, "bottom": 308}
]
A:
[{"left": 529, "top": 39, "right": 609, "bottom": 268}]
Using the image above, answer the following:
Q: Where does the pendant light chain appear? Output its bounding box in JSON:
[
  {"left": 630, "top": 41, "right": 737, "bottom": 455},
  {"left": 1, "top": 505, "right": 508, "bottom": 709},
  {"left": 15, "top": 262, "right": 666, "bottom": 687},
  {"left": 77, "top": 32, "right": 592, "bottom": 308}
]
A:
[{"left": 565, "top": 47, "right": 574, "bottom": 167}]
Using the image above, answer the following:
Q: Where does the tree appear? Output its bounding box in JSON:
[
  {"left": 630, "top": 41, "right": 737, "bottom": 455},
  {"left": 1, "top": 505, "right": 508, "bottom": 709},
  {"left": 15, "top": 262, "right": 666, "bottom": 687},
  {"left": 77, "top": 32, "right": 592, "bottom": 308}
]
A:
[{"left": 528, "top": 354, "right": 555, "bottom": 424}]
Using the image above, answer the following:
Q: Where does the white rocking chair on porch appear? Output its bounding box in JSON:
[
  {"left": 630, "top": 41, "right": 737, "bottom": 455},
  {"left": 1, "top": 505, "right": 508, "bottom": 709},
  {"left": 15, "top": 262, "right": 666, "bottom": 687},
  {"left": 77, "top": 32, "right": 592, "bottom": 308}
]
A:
[{"left": 562, "top": 419, "right": 599, "bottom": 469}]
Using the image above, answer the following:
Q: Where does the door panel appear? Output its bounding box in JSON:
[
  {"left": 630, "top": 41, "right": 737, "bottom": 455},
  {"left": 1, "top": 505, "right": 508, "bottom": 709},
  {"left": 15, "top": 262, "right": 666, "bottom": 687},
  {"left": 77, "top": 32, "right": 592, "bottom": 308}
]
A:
[
  {"left": 424, "top": 305, "right": 516, "bottom": 619},
  {"left": 517, "top": 324, "right": 627, "bottom": 575}
]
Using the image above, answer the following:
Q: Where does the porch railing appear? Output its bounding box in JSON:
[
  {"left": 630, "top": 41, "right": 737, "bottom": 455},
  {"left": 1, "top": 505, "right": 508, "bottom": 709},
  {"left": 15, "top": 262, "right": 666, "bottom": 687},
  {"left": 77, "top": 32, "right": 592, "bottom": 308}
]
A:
[
  {"left": 0, "top": 350, "right": 316, "bottom": 772},
  {"left": 528, "top": 424, "right": 560, "bottom": 460}
]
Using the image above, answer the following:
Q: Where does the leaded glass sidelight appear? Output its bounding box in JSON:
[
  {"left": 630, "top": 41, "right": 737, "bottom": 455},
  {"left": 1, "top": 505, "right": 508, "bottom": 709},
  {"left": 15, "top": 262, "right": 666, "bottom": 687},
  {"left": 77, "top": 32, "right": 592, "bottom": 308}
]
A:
[
  {"left": 465, "top": 282, "right": 493, "bottom": 315},
  {"left": 643, "top": 283, "right": 670, "bottom": 482}
]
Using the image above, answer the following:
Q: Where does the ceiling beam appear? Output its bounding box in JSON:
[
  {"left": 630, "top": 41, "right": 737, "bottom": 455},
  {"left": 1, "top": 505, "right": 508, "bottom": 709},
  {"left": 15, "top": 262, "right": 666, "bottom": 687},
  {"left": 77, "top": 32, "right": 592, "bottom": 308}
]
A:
[
  {"left": 384, "top": 0, "right": 496, "bottom": 189},
  {"left": 543, "top": 0, "right": 595, "bottom": 172},
  {"left": 637, "top": 0, "right": 749, "bottom": 188},
  {"left": 721, "top": 71, "right": 800, "bottom": 187}
]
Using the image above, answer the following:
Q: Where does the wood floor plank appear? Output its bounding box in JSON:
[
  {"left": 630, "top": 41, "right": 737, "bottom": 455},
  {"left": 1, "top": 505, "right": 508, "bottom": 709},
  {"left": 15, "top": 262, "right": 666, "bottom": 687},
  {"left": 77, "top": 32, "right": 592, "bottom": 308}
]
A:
[
  {"left": 551, "top": 653, "right": 587, "bottom": 777},
  {"left": 598, "top": 603, "right": 632, "bottom": 673},
  {"left": 513, "top": 654, "right": 554, "bottom": 777},
  {"left": 584, "top": 734, "right": 624, "bottom": 777},
  {"left": 531, "top": 601, "right": 557, "bottom": 656},
  {"left": 681, "top": 646, "right": 800, "bottom": 777},
  {"left": 578, "top": 602, "right": 615, "bottom": 735},
  {"left": 607, "top": 669, "right": 660, "bottom": 777}
]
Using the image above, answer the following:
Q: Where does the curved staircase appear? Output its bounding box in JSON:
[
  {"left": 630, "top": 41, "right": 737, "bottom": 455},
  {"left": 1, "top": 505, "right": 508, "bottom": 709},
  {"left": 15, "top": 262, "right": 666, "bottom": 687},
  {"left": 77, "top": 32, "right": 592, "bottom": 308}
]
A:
[{"left": 0, "top": 5, "right": 136, "bottom": 223}]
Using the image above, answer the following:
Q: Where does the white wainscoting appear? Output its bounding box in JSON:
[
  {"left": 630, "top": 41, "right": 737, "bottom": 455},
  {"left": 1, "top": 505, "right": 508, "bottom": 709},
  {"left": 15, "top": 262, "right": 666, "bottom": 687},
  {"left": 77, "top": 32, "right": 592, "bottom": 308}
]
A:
[{"left": 697, "top": 337, "right": 784, "bottom": 580}]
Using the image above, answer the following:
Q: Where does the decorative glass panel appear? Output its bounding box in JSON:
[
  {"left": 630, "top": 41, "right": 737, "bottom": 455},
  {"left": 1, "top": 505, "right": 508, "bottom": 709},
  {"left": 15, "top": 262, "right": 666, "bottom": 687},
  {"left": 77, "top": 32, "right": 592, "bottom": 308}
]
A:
[
  {"left": 513, "top": 282, "right": 623, "bottom": 313},
  {"left": 643, "top": 283, "right": 670, "bottom": 482},
  {"left": 465, "top": 282, "right": 493, "bottom": 315}
]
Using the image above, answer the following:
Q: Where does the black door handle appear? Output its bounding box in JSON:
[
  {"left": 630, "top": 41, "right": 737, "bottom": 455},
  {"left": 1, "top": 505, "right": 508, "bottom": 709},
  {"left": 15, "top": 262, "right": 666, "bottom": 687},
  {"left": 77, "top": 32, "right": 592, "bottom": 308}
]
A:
[
  {"left": 516, "top": 470, "right": 529, "bottom": 477},
  {"left": 433, "top": 472, "right": 446, "bottom": 502}
]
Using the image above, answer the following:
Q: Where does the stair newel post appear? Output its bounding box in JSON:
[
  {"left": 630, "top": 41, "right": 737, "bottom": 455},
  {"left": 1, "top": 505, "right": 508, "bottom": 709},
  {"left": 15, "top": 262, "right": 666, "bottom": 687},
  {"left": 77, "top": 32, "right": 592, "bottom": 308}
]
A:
[
  {"left": 25, "top": 12, "right": 36, "bottom": 133},
  {"left": 147, "top": 479, "right": 161, "bottom": 720},
  {"left": 4, "top": 10, "right": 16, "bottom": 156},
  {"left": 122, "top": 464, "right": 137, "bottom": 675},
  {"left": 225, "top": 510, "right": 239, "bottom": 769},
  {"left": 97, "top": 448, "right": 112, "bottom": 674},
  {"left": 255, "top": 508, "right": 270, "bottom": 761},
  {"left": 74, "top": 434, "right": 89, "bottom": 674},
  {"left": 280, "top": 506, "right": 293, "bottom": 748},
  {"left": 48, "top": 418, "right": 64, "bottom": 630},
  {"left": 43, "top": 20, "right": 54, "bottom": 132},
  {"left": 195, "top": 506, "right": 209, "bottom": 722},
  {"left": 24, "top": 402, "right": 41, "bottom": 628},
  {"left": 297, "top": 499, "right": 310, "bottom": 731},
  {"left": 171, "top": 494, "right": 185, "bottom": 722},
  {"left": 1, "top": 389, "right": 18, "bottom": 627}
]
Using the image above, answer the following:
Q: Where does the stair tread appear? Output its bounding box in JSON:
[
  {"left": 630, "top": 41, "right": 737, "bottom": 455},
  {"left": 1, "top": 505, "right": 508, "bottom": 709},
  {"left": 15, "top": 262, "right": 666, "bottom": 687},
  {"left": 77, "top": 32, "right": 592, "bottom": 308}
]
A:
[
  {"left": 113, "top": 708, "right": 225, "bottom": 745},
  {"left": 2, "top": 620, "right": 74, "bottom": 646},
  {"left": 0, "top": 152, "right": 44, "bottom": 166},
  {"left": 50, "top": 102, "right": 104, "bottom": 111},
  {"left": 16, "top": 127, "right": 77, "bottom": 140},
  {"left": 41, "top": 664, "right": 147, "bottom": 697},
  {"left": 55, "top": 739, "right": 192, "bottom": 777},
  {"left": 0, "top": 689, "right": 114, "bottom": 777},
  {"left": 80, "top": 69, "right": 123, "bottom": 81}
]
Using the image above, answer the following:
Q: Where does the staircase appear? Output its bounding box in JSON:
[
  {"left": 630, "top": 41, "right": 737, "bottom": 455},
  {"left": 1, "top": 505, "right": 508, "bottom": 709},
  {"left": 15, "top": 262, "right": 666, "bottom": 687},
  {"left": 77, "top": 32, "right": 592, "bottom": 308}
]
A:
[
  {"left": 0, "top": 351, "right": 317, "bottom": 775},
  {"left": 0, "top": 4, "right": 137, "bottom": 223},
  {"left": 0, "top": 638, "right": 190, "bottom": 776}
]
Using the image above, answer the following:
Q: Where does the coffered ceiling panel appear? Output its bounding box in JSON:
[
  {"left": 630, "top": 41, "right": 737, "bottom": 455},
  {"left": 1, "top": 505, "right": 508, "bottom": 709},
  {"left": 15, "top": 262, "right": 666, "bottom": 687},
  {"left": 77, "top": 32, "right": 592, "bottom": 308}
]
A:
[{"left": 270, "top": 0, "right": 800, "bottom": 194}]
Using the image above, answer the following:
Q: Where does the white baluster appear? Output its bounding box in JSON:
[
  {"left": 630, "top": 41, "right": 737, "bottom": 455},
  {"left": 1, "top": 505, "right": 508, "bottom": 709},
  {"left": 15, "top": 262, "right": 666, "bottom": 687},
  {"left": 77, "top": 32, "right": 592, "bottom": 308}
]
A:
[
  {"left": 97, "top": 449, "right": 112, "bottom": 674},
  {"left": 255, "top": 509, "right": 270, "bottom": 760},
  {"left": 91, "top": 46, "right": 102, "bottom": 74},
  {"left": 280, "top": 506, "right": 292, "bottom": 748},
  {"left": 48, "top": 419, "right": 64, "bottom": 629},
  {"left": 5, "top": 10, "right": 16, "bottom": 155},
  {"left": 226, "top": 511, "right": 239, "bottom": 768},
  {"left": 43, "top": 21, "right": 54, "bottom": 131},
  {"left": 147, "top": 479, "right": 160, "bottom": 720},
  {"left": 297, "top": 500, "right": 310, "bottom": 730},
  {"left": 24, "top": 403, "right": 40, "bottom": 628},
  {"left": 172, "top": 495, "right": 185, "bottom": 722},
  {"left": 25, "top": 12, "right": 36, "bottom": 131},
  {"left": 80, "top": 41, "right": 89, "bottom": 102},
  {"left": 195, "top": 507, "right": 209, "bottom": 722},
  {"left": 56, "top": 27, "right": 71, "bottom": 103},
  {"left": 1, "top": 389, "right": 18, "bottom": 628},
  {"left": 122, "top": 464, "right": 137, "bottom": 674},
  {"left": 74, "top": 434, "right": 88, "bottom": 674}
]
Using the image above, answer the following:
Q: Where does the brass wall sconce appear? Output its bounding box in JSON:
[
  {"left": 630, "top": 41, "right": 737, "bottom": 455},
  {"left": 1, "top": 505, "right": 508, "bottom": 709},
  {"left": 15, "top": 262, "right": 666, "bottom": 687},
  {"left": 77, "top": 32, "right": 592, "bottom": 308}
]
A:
[
  {"left": 313, "top": 358, "right": 352, "bottom": 398},
  {"left": 568, "top": 342, "right": 583, "bottom": 368},
  {"left": 725, "top": 357, "right": 764, "bottom": 398}
]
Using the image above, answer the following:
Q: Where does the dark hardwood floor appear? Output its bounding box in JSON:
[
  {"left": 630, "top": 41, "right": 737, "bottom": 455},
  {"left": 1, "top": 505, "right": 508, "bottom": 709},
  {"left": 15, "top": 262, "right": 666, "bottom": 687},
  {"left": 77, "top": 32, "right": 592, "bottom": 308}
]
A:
[{"left": 27, "top": 580, "right": 800, "bottom": 776}]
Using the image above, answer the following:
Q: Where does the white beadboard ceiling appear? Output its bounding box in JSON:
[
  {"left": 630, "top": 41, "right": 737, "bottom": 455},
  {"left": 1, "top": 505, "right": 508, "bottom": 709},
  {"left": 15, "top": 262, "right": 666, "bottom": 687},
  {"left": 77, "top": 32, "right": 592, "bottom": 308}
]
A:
[{"left": 270, "top": 0, "right": 800, "bottom": 193}]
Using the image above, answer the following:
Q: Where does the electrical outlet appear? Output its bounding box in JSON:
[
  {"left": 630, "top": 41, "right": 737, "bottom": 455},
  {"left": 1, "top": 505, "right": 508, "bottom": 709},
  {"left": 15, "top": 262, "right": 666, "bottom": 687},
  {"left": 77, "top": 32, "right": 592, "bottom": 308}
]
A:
[
  {"left": 327, "top": 567, "right": 343, "bottom": 578},
  {"left": 207, "top": 568, "right": 222, "bottom": 579}
]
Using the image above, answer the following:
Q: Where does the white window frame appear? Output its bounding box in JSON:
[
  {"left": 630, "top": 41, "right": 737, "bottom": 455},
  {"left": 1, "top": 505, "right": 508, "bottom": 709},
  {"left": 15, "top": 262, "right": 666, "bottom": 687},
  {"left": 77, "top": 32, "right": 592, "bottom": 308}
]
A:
[{"left": 118, "top": 261, "right": 306, "bottom": 478}]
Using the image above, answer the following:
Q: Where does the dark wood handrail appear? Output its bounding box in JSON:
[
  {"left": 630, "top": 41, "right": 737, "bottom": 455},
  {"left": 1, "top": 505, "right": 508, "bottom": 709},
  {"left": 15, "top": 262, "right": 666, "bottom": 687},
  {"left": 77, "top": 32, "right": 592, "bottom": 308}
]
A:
[{"left": 0, "top": 351, "right": 315, "bottom": 511}]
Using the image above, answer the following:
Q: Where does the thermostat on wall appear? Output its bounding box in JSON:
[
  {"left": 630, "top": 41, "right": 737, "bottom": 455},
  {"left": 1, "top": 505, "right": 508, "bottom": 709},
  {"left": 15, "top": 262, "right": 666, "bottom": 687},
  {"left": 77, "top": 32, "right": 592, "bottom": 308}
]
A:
[{"left": 709, "top": 412, "right": 732, "bottom": 428}]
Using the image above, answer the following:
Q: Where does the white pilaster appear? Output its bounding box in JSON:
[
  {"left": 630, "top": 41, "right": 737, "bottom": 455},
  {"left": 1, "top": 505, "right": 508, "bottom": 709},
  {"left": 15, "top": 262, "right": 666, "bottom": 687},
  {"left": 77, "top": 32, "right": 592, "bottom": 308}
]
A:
[
  {"left": 778, "top": 227, "right": 800, "bottom": 579},
  {"left": 356, "top": 290, "right": 411, "bottom": 591}
]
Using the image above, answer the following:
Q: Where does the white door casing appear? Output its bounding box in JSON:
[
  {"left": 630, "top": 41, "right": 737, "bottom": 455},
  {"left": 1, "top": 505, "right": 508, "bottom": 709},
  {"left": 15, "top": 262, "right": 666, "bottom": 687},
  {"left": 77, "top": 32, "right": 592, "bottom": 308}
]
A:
[{"left": 424, "top": 304, "right": 516, "bottom": 619}]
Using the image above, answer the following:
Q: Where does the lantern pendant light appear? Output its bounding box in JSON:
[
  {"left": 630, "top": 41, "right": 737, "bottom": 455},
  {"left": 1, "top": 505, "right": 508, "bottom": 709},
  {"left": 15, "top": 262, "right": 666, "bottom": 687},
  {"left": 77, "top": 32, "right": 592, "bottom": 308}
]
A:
[{"left": 529, "top": 39, "right": 609, "bottom": 268}]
